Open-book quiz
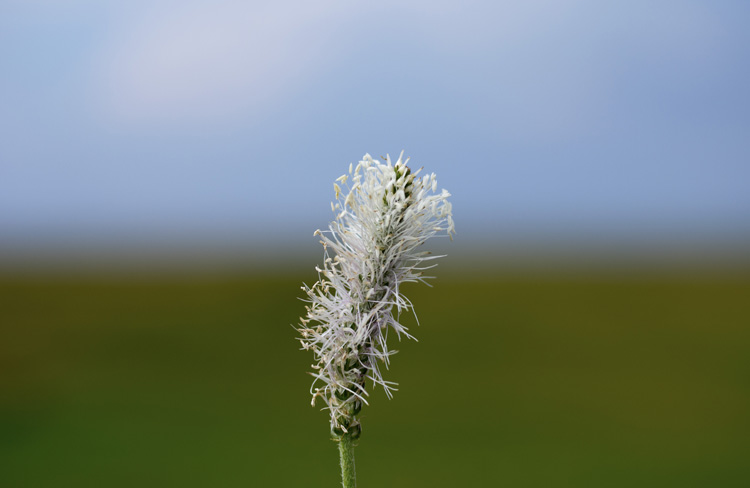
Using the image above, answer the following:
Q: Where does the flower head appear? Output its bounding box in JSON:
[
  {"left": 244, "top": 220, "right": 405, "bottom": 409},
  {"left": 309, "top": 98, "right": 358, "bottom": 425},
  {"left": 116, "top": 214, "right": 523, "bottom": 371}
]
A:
[{"left": 298, "top": 152, "right": 454, "bottom": 437}]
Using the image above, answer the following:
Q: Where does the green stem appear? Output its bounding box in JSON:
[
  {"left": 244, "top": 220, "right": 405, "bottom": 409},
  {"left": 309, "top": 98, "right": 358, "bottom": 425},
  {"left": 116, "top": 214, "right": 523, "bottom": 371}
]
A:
[{"left": 338, "top": 434, "right": 357, "bottom": 488}]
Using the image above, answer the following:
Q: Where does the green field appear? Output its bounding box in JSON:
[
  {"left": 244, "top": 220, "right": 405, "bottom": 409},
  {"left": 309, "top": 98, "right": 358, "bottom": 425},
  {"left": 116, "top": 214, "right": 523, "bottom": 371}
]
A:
[{"left": 1, "top": 270, "right": 749, "bottom": 487}]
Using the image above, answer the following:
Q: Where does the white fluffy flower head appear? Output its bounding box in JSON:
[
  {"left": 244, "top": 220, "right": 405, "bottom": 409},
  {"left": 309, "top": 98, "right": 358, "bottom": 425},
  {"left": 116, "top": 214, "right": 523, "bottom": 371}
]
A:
[{"left": 298, "top": 152, "right": 454, "bottom": 438}]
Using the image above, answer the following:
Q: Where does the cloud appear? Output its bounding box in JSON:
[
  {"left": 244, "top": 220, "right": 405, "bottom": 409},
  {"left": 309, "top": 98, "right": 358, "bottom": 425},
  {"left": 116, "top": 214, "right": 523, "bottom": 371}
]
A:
[
  {"left": 94, "top": 0, "right": 353, "bottom": 124},
  {"left": 90, "top": 0, "right": 727, "bottom": 134}
]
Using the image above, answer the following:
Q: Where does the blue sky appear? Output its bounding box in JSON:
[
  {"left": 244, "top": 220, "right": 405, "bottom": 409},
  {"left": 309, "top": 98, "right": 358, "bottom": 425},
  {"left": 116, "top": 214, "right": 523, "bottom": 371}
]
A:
[{"left": 1, "top": 1, "right": 749, "bottom": 254}]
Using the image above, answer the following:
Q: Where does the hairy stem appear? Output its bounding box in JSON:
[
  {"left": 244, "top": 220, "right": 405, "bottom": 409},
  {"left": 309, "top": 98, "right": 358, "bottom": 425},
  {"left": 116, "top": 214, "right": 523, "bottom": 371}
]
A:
[{"left": 338, "top": 434, "right": 357, "bottom": 488}]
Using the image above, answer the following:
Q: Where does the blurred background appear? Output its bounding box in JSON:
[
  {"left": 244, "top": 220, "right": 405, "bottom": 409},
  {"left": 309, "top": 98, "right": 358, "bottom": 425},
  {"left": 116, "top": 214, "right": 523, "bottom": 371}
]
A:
[{"left": 1, "top": 1, "right": 749, "bottom": 486}]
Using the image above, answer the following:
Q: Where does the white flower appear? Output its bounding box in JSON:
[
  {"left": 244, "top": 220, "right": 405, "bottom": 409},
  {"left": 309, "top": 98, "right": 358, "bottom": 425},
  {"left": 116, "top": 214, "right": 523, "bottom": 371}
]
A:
[{"left": 298, "top": 152, "right": 454, "bottom": 437}]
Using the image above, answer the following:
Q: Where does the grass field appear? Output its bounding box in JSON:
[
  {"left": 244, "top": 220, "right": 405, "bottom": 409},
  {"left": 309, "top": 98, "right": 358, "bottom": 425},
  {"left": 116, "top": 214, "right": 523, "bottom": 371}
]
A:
[{"left": 1, "top": 269, "right": 749, "bottom": 487}]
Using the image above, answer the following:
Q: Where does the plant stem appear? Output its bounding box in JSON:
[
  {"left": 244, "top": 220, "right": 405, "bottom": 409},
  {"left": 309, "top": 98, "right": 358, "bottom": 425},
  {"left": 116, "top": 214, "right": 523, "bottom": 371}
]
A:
[{"left": 338, "top": 434, "right": 357, "bottom": 488}]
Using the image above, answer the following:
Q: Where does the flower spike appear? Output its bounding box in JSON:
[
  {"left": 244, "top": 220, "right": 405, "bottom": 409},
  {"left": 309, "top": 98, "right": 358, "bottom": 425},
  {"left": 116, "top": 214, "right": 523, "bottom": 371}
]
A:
[{"left": 298, "top": 153, "right": 454, "bottom": 438}]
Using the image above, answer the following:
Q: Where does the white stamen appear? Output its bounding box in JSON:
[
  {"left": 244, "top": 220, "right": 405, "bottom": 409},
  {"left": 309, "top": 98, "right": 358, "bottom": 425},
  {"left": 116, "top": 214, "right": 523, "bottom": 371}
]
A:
[{"left": 298, "top": 152, "right": 454, "bottom": 434}]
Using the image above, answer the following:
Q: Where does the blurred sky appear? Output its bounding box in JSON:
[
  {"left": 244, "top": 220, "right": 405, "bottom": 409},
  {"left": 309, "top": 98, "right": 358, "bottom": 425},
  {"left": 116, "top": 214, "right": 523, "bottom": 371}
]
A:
[{"left": 1, "top": 0, "right": 749, "bottom": 257}]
